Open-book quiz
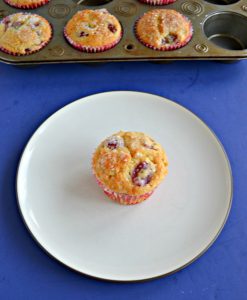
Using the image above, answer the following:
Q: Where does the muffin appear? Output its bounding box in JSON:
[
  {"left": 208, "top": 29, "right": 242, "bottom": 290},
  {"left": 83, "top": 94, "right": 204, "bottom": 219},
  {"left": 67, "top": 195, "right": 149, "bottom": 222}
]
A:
[
  {"left": 139, "top": 0, "right": 176, "bottom": 5},
  {"left": 0, "top": 13, "right": 52, "bottom": 56},
  {"left": 135, "top": 9, "right": 193, "bottom": 51},
  {"left": 64, "top": 9, "right": 122, "bottom": 53},
  {"left": 92, "top": 131, "right": 168, "bottom": 205},
  {"left": 4, "top": 0, "right": 49, "bottom": 9}
]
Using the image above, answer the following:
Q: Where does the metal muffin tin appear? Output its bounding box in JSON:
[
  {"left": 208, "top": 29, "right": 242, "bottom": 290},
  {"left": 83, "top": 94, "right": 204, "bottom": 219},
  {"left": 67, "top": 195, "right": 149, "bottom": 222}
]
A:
[{"left": 1, "top": 0, "right": 247, "bottom": 64}]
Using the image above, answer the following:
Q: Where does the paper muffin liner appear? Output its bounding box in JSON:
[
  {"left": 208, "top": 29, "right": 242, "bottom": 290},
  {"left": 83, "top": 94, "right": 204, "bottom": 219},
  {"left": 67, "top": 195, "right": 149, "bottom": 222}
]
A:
[
  {"left": 4, "top": 0, "right": 50, "bottom": 9},
  {"left": 135, "top": 15, "right": 193, "bottom": 51},
  {"left": 93, "top": 173, "right": 154, "bottom": 205},
  {"left": 0, "top": 15, "right": 52, "bottom": 56},
  {"left": 64, "top": 28, "right": 123, "bottom": 53},
  {"left": 139, "top": 0, "right": 176, "bottom": 5}
]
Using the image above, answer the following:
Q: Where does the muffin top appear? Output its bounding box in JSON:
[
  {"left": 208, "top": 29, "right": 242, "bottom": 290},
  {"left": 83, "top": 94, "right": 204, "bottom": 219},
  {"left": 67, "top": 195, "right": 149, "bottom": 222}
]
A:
[
  {"left": 92, "top": 131, "right": 168, "bottom": 195},
  {"left": 64, "top": 9, "right": 122, "bottom": 49},
  {"left": 136, "top": 9, "right": 192, "bottom": 50},
  {"left": 0, "top": 13, "right": 52, "bottom": 55},
  {"left": 4, "top": 0, "right": 49, "bottom": 9}
]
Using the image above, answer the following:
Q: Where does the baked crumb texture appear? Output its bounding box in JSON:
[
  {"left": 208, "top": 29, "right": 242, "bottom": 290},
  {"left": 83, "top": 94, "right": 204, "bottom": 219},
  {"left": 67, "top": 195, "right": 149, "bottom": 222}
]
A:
[
  {"left": 64, "top": 9, "right": 122, "bottom": 53},
  {"left": 0, "top": 13, "right": 52, "bottom": 56},
  {"left": 92, "top": 131, "right": 168, "bottom": 204},
  {"left": 135, "top": 9, "right": 193, "bottom": 51}
]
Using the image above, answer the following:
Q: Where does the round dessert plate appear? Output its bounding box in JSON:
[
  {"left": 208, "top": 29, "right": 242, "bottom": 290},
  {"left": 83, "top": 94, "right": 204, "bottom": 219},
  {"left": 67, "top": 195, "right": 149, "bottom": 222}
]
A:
[{"left": 17, "top": 91, "right": 232, "bottom": 281}]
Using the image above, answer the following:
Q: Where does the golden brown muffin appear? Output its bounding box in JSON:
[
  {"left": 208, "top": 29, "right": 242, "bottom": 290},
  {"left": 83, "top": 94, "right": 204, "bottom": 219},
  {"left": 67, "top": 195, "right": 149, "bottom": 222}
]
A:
[
  {"left": 4, "top": 0, "right": 50, "bottom": 9},
  {"left": 92, "top": 131, "right": 168, "bottom": 205},
  {"left": 135, "top": 9, "right": 193, "bottom": 51},
  {"left": 0, "top": 13, "right": 52, "bottom": 56},
  {"left": 64, "top": 9, "right": 122, "bottom": 53}
]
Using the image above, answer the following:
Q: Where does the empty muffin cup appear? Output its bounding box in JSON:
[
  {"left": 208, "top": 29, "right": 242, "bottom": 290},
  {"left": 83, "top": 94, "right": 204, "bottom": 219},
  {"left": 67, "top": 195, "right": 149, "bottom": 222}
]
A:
[{"left": 204, "top": 12, "right": 247, "bottom": 50}]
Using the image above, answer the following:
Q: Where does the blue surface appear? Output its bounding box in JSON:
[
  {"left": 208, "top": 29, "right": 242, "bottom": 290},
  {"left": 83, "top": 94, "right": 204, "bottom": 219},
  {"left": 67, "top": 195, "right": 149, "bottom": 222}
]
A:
[{"left": 0, "top": 61, "right": 246, "bottom": 300}]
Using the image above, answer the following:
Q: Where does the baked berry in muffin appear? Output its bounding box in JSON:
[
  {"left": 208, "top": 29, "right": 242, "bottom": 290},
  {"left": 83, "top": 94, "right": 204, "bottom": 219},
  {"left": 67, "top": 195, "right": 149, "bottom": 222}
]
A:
[
  {"left": 135, "top": 9, "right": 193, "bottom": 51},
  {"left": 64, "top": 9, "right": 122, "bottom": 53},
  {"left": 0, "top": 13, "right": 52, "bottom": 56},
  {"left": 92, "top": 131, "right": 168, "bottom": 205}
]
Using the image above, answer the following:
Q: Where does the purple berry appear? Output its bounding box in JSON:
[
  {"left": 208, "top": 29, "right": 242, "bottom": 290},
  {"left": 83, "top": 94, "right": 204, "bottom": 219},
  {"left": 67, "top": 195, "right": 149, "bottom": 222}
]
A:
[
  {"left": 108, "top": 24, "right": 117, "bottom": 33},
  {"left": 12, "top": 21, "right": 23, "bottom": 29},
  {"left": 162, "top": 34, "right": 177, "bottom": 45},
  {"left": 3, "top": 18, "right": 10, "bottom": 25},
  {"left": 143, "top": 142, "right": 155, "bottom": 150},
  {"left": 3, "top": 18, "right": 10, "bottom": 31},
  {"left": 79, "top": 31, "right": 89, "bottom": 37},
  {"left": 132, "top": 162, "right": 154, "bottom": 186},
  {"left": 105, "top": 135, "right": 124, "bottom": 150}
]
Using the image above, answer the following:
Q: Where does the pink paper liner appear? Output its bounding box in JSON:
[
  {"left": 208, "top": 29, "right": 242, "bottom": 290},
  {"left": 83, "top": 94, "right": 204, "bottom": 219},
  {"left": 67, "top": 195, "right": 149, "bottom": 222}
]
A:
[
  {"left": 135, "top": 13, "right": 193, "bottom": 51},
  {"left": 94, "top": 174, "right": 154, "bottom": 205},
  {"left": 139, "top": 0, "right": 176, "bottom": 5},
  {"left": 4, "top": 0, "right": 50, "bottom": 9},
  {"left": 64, "top": 28, "right": 123, "bottom": 53},
  {"left": 0, "top": 14, "right": 53, "bottom": 56}
]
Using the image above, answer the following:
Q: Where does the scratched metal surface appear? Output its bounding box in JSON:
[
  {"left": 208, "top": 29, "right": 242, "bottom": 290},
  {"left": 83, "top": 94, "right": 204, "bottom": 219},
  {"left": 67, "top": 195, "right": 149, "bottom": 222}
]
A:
[{"left": 1, "top": 0, "right": 247, "bottom": 63}]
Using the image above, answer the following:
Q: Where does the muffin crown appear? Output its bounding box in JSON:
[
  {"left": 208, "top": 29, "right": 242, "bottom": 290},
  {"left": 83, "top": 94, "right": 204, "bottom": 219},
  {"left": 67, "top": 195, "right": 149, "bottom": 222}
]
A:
[
  {"left": 92, "top": 131, "right": 168, "bottom": 195},
  {"left": 136, "top": 9, "right": 193, "bottom": 50},
  {"left": 0, "top": 13, "right": 52, "bottom": 55},
  {"left": 64, "top": 9, "right": 122, "bottom": 49}
]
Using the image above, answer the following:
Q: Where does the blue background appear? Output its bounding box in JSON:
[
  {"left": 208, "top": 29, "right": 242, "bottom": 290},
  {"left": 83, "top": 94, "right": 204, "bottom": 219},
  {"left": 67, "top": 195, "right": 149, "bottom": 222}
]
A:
[{"left": 0, "top": 61, "right": 246, "bottom": 299}]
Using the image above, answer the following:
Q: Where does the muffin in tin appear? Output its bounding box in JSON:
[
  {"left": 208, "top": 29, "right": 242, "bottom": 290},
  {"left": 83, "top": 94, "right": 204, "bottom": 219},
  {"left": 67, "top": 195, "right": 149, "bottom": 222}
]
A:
[
  {"left": 135, "top": 9, "right": 193, "bottom": 51},
  {"left": 0, "top": 13, "right": 52, "bottom": 56},
  {"left": 4, "top": 0, "right": 50, "bottom": 9},
  {"left": 92, "top": 131, "right": 168, "bottom": 205},
  {"left": 64, "top": 9, "right": 122, "bottom": 53},
  {"left": 139, "top": 0, "right": 176, "bottom": 6}
]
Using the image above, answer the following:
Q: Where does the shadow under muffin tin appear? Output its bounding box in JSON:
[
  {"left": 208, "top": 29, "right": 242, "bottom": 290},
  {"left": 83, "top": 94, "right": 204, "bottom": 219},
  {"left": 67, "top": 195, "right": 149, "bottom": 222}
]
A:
[{"left": 1, "top": 0, "right": 247, "bottom": 64}]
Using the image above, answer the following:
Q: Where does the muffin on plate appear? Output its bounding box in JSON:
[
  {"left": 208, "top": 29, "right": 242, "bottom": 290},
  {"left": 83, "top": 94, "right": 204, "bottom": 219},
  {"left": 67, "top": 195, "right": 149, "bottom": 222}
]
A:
[
  {"left": 4, "top": 0, "right": 50, "bottom": 9},
  {"left": 92, "top": 131, "right": 168, "bottom": 205},
  {"left": 135, "top": 9, "right": 193, "bottom": 51},
  {"left": 64, "top": 9, "right": 122, "bottom": 53},
  {"left": 0, "top": 13, "right": 52, "bottom": 56},
  {"left": 139, "top": 0, "right": 176, "bottom": 6}
]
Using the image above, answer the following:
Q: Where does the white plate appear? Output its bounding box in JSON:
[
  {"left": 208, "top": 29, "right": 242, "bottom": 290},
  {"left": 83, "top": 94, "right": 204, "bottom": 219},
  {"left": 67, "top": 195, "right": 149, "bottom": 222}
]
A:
[{"left": 17, "top": 91, "right": 232, "bottom": 282}]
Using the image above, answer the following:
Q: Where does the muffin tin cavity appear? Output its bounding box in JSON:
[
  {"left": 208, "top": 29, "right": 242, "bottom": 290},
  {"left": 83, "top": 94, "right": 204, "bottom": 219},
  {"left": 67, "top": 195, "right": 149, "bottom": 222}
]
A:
[
  {"left": 204, "top": 12, "right": 247, "bottom": 50},
  {"left": 203, "top": 0, "right": 239, "bottom": 5},
  {"left": 73, "top": 0, "right": 113, "bottom": 6}
]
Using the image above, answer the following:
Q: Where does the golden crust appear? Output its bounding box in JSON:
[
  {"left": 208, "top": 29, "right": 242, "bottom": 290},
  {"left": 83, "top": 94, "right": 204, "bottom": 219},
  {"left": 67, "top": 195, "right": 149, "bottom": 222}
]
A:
[
  {"left": 92, "top": 131, "right": 168, "bottom": 196},
  {"left": 136, "top": 9, "right": 192, "bottom": 49},
  {"left": 64, "top": 9, "right": 122, "bottom": 48},
  {"left": 0, "top": 13, "right": 52, "bottom": 55}
]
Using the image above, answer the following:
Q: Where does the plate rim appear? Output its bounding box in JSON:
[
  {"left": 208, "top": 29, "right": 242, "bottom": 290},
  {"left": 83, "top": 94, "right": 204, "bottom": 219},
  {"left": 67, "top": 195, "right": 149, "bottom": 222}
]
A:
[{"left": 16, "top": 90, "right": 233, "bottom": 282}]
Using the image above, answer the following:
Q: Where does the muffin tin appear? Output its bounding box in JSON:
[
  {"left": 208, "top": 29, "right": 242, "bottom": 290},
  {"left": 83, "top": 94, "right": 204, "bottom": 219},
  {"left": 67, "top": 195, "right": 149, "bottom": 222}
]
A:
[{"left": 1, "top": 0, "right": 247, "bottom": 64}]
